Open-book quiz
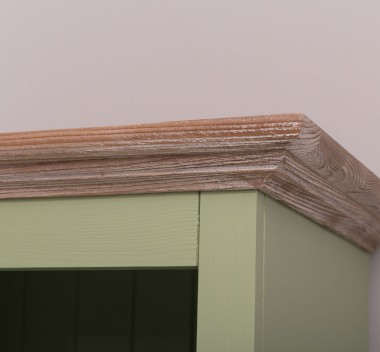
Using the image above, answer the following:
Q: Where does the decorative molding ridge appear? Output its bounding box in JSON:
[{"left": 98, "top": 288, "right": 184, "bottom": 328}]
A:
[{"left": 1, "top": 114, "right": 379, "bottom": 251}]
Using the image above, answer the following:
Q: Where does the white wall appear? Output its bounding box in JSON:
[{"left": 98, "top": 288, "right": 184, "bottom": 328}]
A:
[{"left": 1, "top": 1, "right": 379, "bottom": 349}]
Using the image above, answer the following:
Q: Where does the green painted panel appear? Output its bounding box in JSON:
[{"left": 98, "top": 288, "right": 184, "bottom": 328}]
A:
[
  {"left": 256, "top": 194, "right": 369, "bottom": 352},
  {"left": 133, "top": 270, "right": 196, "bottom": 352},
  {"left": 197, "top": 191, "right": 259, "bottom": 352},
  {"left": 76, "top": 271, "right": 134, "bottom": 352},
  {"left": 0, "top": 193, "right": 199, "bottom": 269}
]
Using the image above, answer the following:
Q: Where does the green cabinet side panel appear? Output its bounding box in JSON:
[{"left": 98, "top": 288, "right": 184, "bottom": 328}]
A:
[
  {"left": 0, "top": 193, "right": 199, "bottom": 269},
  {"left": 197, "top": 191, "right": 259, "bottom": 352},
  {"left": 256, "top": 194, "right": 369, "bottom": 352}
]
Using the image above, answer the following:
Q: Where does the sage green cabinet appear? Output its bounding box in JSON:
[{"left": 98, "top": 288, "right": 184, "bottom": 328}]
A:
[{"left": 0, "top": 191, "right": 369, "bottom": 351}]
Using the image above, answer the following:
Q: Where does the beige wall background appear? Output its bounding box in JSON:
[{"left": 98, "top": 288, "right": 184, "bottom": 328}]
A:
[{"left": 1, "top": 1, "right": 379, "bottom": 349}]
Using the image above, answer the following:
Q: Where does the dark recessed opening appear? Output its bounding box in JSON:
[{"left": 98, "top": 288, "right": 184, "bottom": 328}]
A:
[{"left": 0, "top": 269, "right": 198, "bottom": 352}]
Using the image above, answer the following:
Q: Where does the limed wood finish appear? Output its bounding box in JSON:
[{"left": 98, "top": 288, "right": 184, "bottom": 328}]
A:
[
  {"left": 0, "top": 270, "right": 197, "bottom": 352},
  {"left": 0, "top": 193, "right": 198, "bottom": 269},
  {"left": 255, "top": 194, "right": 369, "bottom": 352},
  {"left": 0, "top": 114, "right": 378, "bottom": 251}
]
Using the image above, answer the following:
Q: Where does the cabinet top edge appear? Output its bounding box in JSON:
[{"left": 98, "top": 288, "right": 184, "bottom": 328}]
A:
[{"left": 1, "top": 113, "right": 379, "bottom": 252}]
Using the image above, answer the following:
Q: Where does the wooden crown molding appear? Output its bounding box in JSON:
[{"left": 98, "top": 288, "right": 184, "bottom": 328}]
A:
[{"left": 1, "top": 114, "right": 379, "bottom": 252}]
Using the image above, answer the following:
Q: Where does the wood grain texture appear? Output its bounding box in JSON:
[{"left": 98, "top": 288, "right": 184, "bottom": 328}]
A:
[
  {"left": 0, "top": 113, "right": 379, "bottom": 251},
  {"left": 0, "top": 114, "right": 294, "bottom": 198}
]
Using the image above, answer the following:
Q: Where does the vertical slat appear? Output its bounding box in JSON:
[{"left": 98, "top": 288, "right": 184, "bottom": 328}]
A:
[
  {"left": 133, "top": 270, "right": 195, "bottom": 352},
  {"left": 253, "top": 192, "right": 266, "bottom": 352},
  {"left": 23, "top": 271, "right": 77, "bottom": 352},
  {"left": 75, "top": 270, "right": 134, "bottom": 352},
  {"left": 190, "top": 271, "right": 198, "bottom": 352},
  {"left": 0, "top": 271, "right": 25, "bottom": 352},
  {"left": 196, "top": 191, "right": 259, "bottom": 352}
]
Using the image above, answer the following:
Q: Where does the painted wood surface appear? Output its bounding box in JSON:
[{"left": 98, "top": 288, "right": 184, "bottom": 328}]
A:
[
  {"left": 197, "top": 191, "right": 258, "bottom": 352},
  {"left": 0, "top": 190, "right": 370, "bottom": 350},
  {"left": 0, "top": 114, "right": 378, "bottom": 251},
  {"left": 255, "top": 194, "right": 369, "bottom": 352},
  {"left": 0, "top": 193, "right": 199, "bottom": 269},
  {"left": 0, "top": 270, "right": 197, "bottom": 352}
]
